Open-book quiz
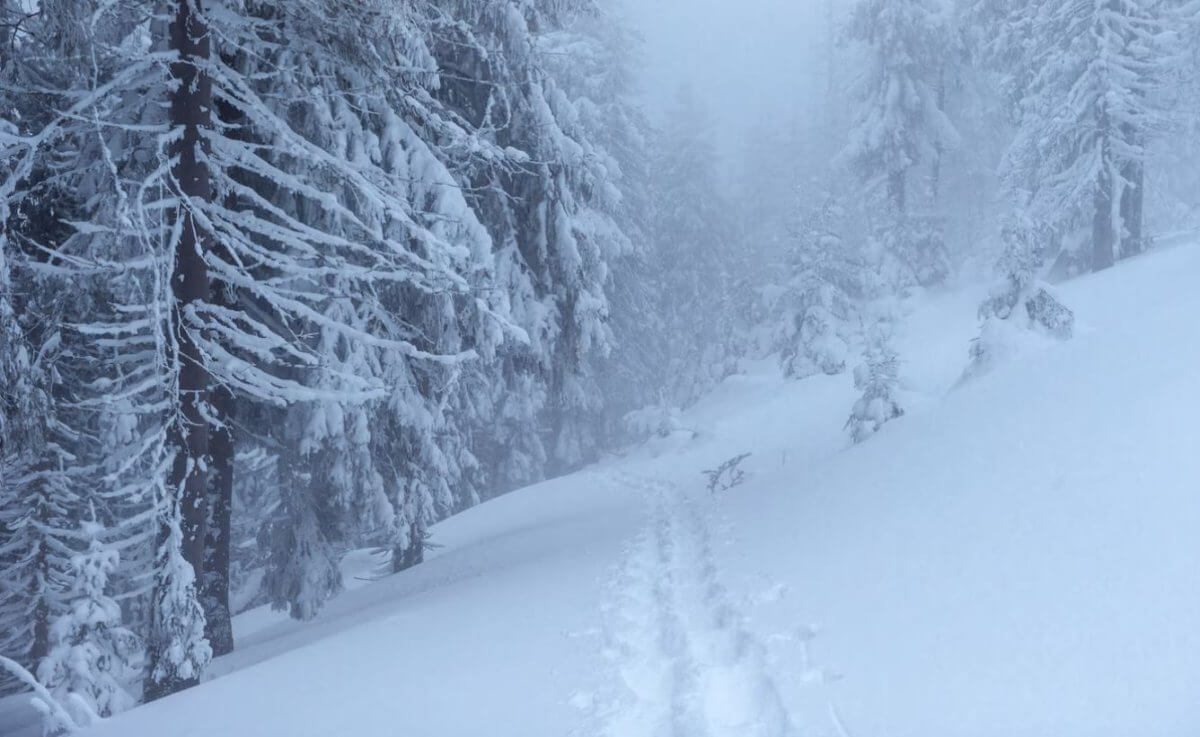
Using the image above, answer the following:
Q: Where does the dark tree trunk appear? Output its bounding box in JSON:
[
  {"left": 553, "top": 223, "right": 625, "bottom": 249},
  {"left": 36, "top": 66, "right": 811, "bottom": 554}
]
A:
[
  {"left": 202, "top": 383, "right": 235, "bottom": 657},
  {"left": 930, "top": 68, "right": 947, "bottom": 203},
  {"left": 199, "top": 51, "right": 247, "bottom": 659},
  {"left": 167, "top": 0, "right": 212, "bottom": 587},
  {"left": 392, "top": 516, "right": 426, "bottom": 573},
  {"left": 27, "top": 496, "right": 51, "bottom": 666},
  {"left": 887, "top": 170, "right": 906, "bottom": 216},
  {"left": 1093, "top": 165, "right": 1115, "bottom": 272},
  {"left": 147, "top": 0, "right": 213, "bottom": 699},
  {"left": 29, "top": 560, "right": 49, "bottom": 665},
  {"left": 1119, "top": 158, "right": 1144, "bottom": 259}
]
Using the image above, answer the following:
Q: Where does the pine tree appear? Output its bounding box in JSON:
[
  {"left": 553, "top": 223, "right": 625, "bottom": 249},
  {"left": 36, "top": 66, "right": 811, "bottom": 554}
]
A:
[
  {"left": 262, "top": 433, "right": 344, "bottom": 621},
  {"left": 424, "top": 0, "right": 642, "bottom": 480},
  {"left": 846, "top": 324, "right": 904, "bottom": 443},
  {"left": 964, "top": 213, "right": 1075, "bottom": 380},
  {"left": 649, "top": 87, "right": 741, "bottom": 408},
  {"left": 143, "top": 0, "right": 215, "bottom": 699},
  {"left": 143, "top": 510, "right": 210, "bottom": 701},
  {"left": 0, "top": 0, "right": 666, "bottom": 691},
  {"left": 548, "top": 5, "right": 663, "bottom": 444},
  {"left": 844, "top": 0, "right": 958, "bottom": 289},
  {"left": 0, "top": 0, "right": 87, "bottom": 688},
  {"left": 37, "top": 525, "right": 140, "bottom": 732},
  {"left": 1001, "top": 0, "right": 1176, "bottom": 271},
  {"left": 0, "top": 0, "right": 516, "bottom": 685},
  {"left": 0, "top": 280, "right": 86, "bottom": 694},
  {"left": 776, "top": 194, "right": 862, "bottom": 379},
  {"left": 845, "top": 0, "right": 957, "bottom": 213}
]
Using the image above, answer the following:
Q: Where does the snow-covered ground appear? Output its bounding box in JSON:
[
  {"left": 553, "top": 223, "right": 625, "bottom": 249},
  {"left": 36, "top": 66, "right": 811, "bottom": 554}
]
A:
[{"left": 4, "top": 242, "right": 1199, "bottom": 736}]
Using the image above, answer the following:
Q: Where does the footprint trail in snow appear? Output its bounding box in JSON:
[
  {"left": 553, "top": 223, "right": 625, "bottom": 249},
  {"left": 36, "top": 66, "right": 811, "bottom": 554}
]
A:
[{"left": 596, "top": 474, "right": 795, "bottom": 737}]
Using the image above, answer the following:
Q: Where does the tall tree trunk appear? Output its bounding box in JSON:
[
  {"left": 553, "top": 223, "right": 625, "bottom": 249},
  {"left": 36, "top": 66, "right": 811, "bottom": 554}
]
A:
[
  {"left": 1119, "top": 157, "right": 1144, "bottom": 259},
  {"left": 147, "top": 0, "right": 213, "bottom": 698},
  {"left": 200, "top": 53, "right": 247, "bottom": 658},
  {"left": 824, "top": 0, "right": 836, "bottom": 134},
  {"left": 930, "top": 68, "right": 947, "bottom": 204},
  {"left": 1092, "top": 167, "right": 1115, "bottom": 271},
  {"left": 887, "top": 170, "right": 906, "bottom": 216},
  {"left": 168, "top": 0, "right": 212, "bottom": 584},
  {"left": 168, "top": 0, "right": 212, "bottom": 594},
  {"left": 28, "top": 542, "right": 49, "bottom": 665},
  {"left": 202, "top": 383, "right": 234, "bottom": 657}
]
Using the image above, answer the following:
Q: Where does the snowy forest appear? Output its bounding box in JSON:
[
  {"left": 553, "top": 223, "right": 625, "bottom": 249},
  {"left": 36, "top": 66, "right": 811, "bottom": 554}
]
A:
[{"left": 1, "top": 0, "right": 1199, "bottom": 735}]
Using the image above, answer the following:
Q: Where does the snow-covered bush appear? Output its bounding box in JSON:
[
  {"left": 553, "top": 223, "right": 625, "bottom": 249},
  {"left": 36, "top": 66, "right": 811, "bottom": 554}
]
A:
[
  {"left": 965, "top": 217, "right": 1074, "bottom": 380},
  {"left": 846, "top": 328, "right": 904, "bottom": 443},
  {"left": 36, "top": 528, "right": 140, "bottom": 732},
  {"left": 623, "top": 404, "right": 692, "bottom": 442}
]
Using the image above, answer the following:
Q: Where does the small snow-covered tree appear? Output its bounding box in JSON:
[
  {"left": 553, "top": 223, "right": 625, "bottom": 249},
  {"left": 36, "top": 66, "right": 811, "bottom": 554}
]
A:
[
  {"left": 776, "top": 194, "right": 862, "bottom": 379},
  {"left": 964, "top": 214, "right": 1074, "bottom": 380},
  {"left": 262, "top": 442, "right": 344, "bottom": 622},
  {"left": 36, "top": 526, "right": 140, "bottom": 732},
  {"left": 845, "top": 325, "right": 904, "bottom": 443},
  {"left": 143, "top": 510, "right": 211, "bottom": 701}
]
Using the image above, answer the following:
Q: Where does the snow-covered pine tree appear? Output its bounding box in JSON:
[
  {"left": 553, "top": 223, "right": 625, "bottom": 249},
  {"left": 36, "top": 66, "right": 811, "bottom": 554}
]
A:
[
  {"left": 1, "top": 0, "right": 661, "bottom": 685},
  {"left": 521, "top": 0, "right": 631, "bottom": 476},
  {"left": 36, "top": 524, "right": 140, "bottom": 733},
  {"left": 0, "top": 205, "right": 129, "bottom": 702},
  {"left": 845, "top": 323, "right": 904, "bottom": 443},
  {"left": 964, "top": 213, "right": 1075, "bottom": 380},
  {"left": 0, "top": 317, "right": 97, "bottom": 696},
  {"left": 0, "top": 0, "right": 509, "bottom": 688},
  {"left": 1000, "top": 0, "right": 1176, "bottom": 272},
  {"left": 0, "top": 242, "right": 50, "bottom": 690},
  {"left": 844, "top": 0, "right": 958, "bottom": 289},
  {"left": 776, "top": 194, "right": 862, "bottom": 379},
  {"left": 649, "top": 87, "right": 741, "bottom": 408},
  {"left": 0, "top": 1, "right": 93, "bottom": 688},
  {"left": 261, "top": 423, "right": 345, "bottom": 622},
  {"left": 0, "top": 195, "right": 159, "bottom": 697},
  {"left": 546, "top": 5, "right": 663, "bottom": 445},
  {"left": 956, "top": 0, "right": 1034, "bottom": 120},
  {"left": 214, "top": 0, "right": 507, "bottom": 616},
  {"left": 425, "top": 0, "right": 639, "bottom": 481},
  {"left": 418, "top": 0, "right": 551, "bottom": 493}
]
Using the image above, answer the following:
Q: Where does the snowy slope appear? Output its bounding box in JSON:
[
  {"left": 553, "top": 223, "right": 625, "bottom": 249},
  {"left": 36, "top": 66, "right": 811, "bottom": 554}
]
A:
[{"left": 4, "top": 243, "right": 1200, "bottom": 736}]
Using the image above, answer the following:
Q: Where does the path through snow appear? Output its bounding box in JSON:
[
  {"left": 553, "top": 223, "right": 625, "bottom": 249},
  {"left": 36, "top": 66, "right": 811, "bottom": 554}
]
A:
[{"left": 595, "top": 473, "right": 795, "bottom": 737}]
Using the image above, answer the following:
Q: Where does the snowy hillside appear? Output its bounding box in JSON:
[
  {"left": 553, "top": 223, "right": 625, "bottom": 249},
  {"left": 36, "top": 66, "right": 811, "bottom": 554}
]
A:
[{"left": 5, "top": 243, "right": 1199, "bottom": 736}]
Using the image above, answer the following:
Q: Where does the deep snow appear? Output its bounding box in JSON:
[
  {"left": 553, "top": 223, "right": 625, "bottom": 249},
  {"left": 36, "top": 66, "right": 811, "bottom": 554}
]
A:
[{"left": 3, "top": 242, "right": 1199, "bottom": 736}]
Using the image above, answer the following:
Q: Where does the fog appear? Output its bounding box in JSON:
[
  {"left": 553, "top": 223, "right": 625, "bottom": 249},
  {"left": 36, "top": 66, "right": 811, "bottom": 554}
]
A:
[{"left": 627, "top": 0, "right": 840, "bottom": 161}]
